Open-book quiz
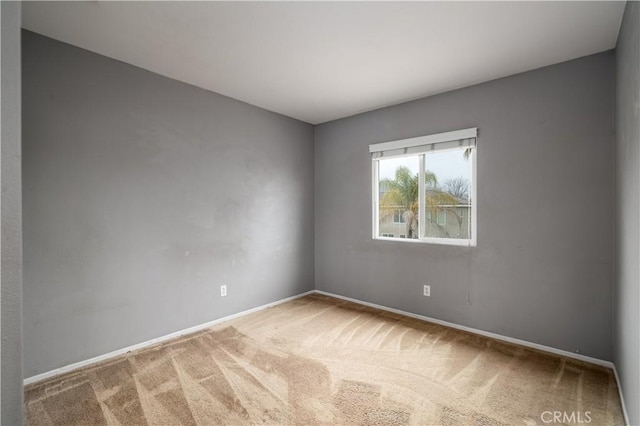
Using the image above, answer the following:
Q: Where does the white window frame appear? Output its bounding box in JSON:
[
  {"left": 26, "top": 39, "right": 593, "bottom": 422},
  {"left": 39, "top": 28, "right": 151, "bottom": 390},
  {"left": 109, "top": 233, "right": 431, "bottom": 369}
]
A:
[{"left": 370, "top": 128, "right": 477, "bottom": 247}]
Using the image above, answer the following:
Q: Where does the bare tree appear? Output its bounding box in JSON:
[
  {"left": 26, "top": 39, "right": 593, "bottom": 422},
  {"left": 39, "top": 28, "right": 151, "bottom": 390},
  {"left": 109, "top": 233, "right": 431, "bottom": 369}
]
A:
[{"left": 443, "top": 177, "right": 469, "bottom": 200}]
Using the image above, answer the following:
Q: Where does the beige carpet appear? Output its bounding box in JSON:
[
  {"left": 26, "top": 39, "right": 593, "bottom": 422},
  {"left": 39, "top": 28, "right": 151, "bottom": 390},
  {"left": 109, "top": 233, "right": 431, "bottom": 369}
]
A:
[{"left": 25, "top": 294, "right": 624, "bottom": 425}]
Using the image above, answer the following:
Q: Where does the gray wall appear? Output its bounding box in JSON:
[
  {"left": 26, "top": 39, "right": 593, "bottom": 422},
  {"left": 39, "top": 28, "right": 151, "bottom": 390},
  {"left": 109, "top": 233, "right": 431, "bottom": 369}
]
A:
[
  {"left": 615, "top": 1, "right": 640, "bottom": 424},
  {"left": 315, "top": 52, "right": 615, "bottom": 361},
  {"left": 1, "top": 1, "right": 24, "bottom": 424},
  {"left": 22, "top": 31, "right": 315, "bottom": 377}
]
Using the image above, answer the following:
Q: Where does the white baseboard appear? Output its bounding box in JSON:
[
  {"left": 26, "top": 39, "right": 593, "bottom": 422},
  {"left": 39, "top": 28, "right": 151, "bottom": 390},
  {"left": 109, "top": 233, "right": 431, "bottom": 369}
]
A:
[
  {"left": 23, "top": 290, "right": 316, "bottom": 386},
  {"left": 24, "top": 286, "right": 623, "bottom": 417},
  {"left": 314, "top": 290, "right": 615, "bottom": 369},
  {"left": 315, "top": 289, "right": 632, "bottom": 425},
  {"left": 613, "top": 364, "right": 631, "bottom": 426}
]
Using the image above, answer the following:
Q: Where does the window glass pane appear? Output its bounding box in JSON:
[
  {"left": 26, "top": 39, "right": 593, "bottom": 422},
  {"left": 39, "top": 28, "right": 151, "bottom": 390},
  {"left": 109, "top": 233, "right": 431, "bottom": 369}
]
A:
[
  {"left": 423, "top": 148, "right": 472, "bottom": 240},
  {"left": 378, "top": 156, "right": 419, "bottom": 239}
]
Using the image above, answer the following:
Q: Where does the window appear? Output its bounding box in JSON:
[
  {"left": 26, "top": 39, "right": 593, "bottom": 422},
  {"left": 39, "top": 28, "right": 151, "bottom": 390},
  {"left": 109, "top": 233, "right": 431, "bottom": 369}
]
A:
[
  {"left": 393, "top": 209, "right": 406, "bottom": 224},
  {"left": 370, "top": 128, "right": 477, "bottom": 246}
]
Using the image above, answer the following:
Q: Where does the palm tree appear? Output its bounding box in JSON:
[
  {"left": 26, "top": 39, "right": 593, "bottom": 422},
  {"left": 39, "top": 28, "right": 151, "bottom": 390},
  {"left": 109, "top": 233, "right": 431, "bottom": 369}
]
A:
[
  {"left": 380, "top": 166, "right": 419, "bottom": 211},
  {"left": 380, "top": 166, "right": 466, "bottom": 239},
  {"left": 380, "top": 166, "right": 439, "bottom": 238}
]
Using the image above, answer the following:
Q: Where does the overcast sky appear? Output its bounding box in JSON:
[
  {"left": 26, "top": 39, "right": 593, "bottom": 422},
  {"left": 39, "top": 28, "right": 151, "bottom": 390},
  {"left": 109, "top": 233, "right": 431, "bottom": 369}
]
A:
[{"left": 378, "top": 150, "right": 471, "bottom": 185}]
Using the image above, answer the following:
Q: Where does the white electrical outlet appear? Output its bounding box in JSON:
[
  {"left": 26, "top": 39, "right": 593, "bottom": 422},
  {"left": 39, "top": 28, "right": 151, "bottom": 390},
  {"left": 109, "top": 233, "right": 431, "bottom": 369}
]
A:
[
  {"left": 220, "top": 285, "right": 227, "bottom": 297},
  {"left": 423, "top": 285, "right": 430, "bottom": 297}
]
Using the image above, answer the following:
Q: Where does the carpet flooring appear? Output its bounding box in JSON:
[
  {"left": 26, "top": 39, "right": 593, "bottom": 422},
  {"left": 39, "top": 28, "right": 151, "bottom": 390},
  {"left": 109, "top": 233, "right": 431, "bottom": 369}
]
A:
[{"left": 25, "top": 294, "right": 625, "bottom": 425}]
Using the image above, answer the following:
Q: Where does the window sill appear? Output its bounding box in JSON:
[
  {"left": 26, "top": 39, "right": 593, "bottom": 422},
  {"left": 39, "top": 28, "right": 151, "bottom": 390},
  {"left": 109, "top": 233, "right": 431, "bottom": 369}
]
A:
[{"left": 373, "top": 236, "right": 476, "bottom": 247}]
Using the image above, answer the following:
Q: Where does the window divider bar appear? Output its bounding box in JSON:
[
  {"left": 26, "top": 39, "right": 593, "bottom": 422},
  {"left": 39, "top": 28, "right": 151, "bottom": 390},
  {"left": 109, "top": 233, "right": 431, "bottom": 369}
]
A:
[
  {"left": 372, "top": 159, "right": 379, "bottom": 239},
  {"left": 418, "top": 154, "right": 425, "bottom": 240}
]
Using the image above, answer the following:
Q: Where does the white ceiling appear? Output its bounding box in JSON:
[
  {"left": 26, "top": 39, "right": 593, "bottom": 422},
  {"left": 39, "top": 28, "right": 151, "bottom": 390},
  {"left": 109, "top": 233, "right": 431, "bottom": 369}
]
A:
[{"left": 22, "top": 1, "right": 625, "bottom": 125}]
